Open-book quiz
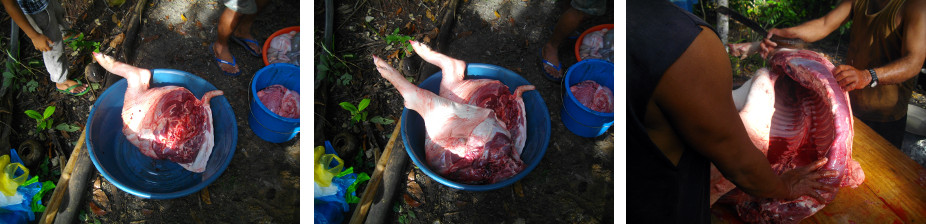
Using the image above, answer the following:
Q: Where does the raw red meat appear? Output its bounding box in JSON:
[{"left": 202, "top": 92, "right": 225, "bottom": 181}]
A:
[
  {"left": 712, "top": 49, "right": 864, "bottom": 223},
  {"left": 569, "top": 80, "right": 613, "bottom": 113},
  {"left": 374, "top": 42, "right": 535, "bottom": 184},
  {"left": 258, "top": 84, "right": 299, "bottom": 119},
  {"left": 94, "top": 53, "right": 222, "bottom": 173}
]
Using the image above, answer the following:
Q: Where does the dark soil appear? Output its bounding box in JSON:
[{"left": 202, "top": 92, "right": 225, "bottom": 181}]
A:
[
  {"left": 316, "top": 0, "right": 614, "bottom": 223},
  {"left": 3, "top": 0, "right": 300, "bottom": 223}
]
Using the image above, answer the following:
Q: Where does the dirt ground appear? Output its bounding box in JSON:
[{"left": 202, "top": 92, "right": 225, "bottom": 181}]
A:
[
  {"left": 315, "top": 0, "right": 614, "bottom": 223},
  {"left": 0, "top": 0, "right": 300, "bottom": 222}
]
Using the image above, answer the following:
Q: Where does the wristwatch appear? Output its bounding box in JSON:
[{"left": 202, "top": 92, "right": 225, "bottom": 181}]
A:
[{"left": 868, "top": 68, "right": 878, "bottom": 88}]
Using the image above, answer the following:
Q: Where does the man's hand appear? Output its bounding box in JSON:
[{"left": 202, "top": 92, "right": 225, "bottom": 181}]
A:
[
  {"left": 833, "top": 65, "right": 872, "bottom": 91},
  {"left": 30, "top": 34, "right": 53, "bottom": 52},
  {"left": 778, "top": 158, "right": 838, "bottom": 202},
  {"left": 727, "top": 42, "right": 760, "bottom": 59},
  {"left": 759, "top": 28, "right": 801, "bottom": 58}
]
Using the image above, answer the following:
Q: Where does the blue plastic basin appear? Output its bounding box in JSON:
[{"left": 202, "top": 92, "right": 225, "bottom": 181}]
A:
[
  {"left": 249, "top": 63, "right": 300, "bottom": 143},
  {"left": 86, "top": 69, "right": 237, "bottom": 199},
  {"left": 562, "top": 59, "right": 614, "bottom": 137},
  {"left": 401, "top": 63, "right": 551, "bottom": 191}
]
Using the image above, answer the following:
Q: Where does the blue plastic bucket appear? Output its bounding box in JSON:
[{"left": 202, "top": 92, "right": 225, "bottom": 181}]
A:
[
  {"left": 249, "top": 63, "right": 300, "bottom": 143},
  {"left": 561, "top": 59, "right": 614, "bottom": 137}
]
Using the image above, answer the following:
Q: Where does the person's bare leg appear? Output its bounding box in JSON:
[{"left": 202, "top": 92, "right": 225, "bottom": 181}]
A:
[
  {"left": 214, "top": 8, "right": 240, "bottom": 74},
  {"left": 542, "top": 7, "right": 588, "bottom": 78},
  {"left": 232, "top": 0, "right": 269, "bottom": 54}
]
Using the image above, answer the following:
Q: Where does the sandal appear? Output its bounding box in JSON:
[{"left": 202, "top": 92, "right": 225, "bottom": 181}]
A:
[
  {"left": 540, "top": 48, "right": 563, "bottom": 82},
  {"left": 212, "top": 43, "right": 241, "bottom": 76},
  {"left": 56, "top": 79, "right": 89, "bottom": 96},
  {"left": 231, "top": 36, "right": 261, "bottom": 57}
]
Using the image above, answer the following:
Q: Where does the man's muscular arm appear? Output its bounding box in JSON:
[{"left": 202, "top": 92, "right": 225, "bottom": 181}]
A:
[{"left": 833, "top": 0, "right": 926, "bottom": 91}]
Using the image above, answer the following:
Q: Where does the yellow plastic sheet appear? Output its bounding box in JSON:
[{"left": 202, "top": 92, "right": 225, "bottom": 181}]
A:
[
  {"left": 0, "top": 155, "right": 28, "bottom": 196},
  {"left": 314, "top": 146, "right": 343, "bottom": 187}
]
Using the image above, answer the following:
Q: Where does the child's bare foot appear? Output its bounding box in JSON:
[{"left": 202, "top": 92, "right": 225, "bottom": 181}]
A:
[{"left": 56, "top": 80, "right": 88, "bottom": 96}]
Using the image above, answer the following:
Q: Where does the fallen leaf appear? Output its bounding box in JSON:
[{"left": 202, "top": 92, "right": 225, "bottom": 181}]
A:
[
  {"left": 92, "top": 189, "right": 110, "bottom": 209},
  {"left": 456, "top": 31, "right": 473, "bottom": 39},
  {"left": 403, "top": 194, "right": 422, "bottom": 207},
  {"left": 407, "top": 170, "right": 416, "bottom": 181},
  {"left": 200, "top": 187, "right": 212, "bottom": 205},
  {"left": 165, "top": 15, "right": 169, "bottom": 20},
  {"left": 110, "top": 33, "right": 125, "bottom": 49},
  {"left": 181, "top": 14, "right": 187, "bottom": 22},
  {"left": 426, "top": 10, "right": 435, "bottom": 22},
  {"left": 89, "top": 202, "right": 107, "bottom": 216},
  {"left": 494, "top": 11, "right": 500, "bottom": 18},
  {"left": 388, "top": 49, "right": 400, "bottom": 59},
  {"left": 396, "top": 7, "right": 402, "bottom": 15},
  {"left": 509, "top": 17, "right": 515, "bottom": 25},
  {"left": 93, "top": 176, "right": 101, "bottom": 189},
  {"left": 196, "top": 21, "right": 203, "bottom": 29},
  {"left": 514, "top": 181, "right": 524, "bottom": 197},
  {"left": 142, "top": 34, "right": 160, "bottom": 43}
]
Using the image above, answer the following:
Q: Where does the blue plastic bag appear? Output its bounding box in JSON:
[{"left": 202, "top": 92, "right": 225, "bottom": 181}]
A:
[{"left": 314, "top": 141, "right": 370, "bottom": 224}]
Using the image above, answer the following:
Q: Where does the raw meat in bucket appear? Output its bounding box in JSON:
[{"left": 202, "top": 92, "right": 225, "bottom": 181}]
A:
[
  {"left": 712, "top": 49, "right": 865, "bottom": 223},
  {"left": 258, "top": 84, "right": 299, "bottom": 119},
  {"left": 373, "top": 42, "right": 535, "bottom": 184},
  {"left": 570, "top": 80, "right": 613, "bottom": 113},
  {"left": 267, "top": 31, "right": 299, "bottom": 65},
  {"left": 93, "top": 52, "right": 223, "bottom": 173}
]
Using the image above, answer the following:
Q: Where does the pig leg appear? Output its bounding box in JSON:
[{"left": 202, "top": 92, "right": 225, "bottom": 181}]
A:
[{"left": 93, "top": 52, "right": 153, "bottom": 100}]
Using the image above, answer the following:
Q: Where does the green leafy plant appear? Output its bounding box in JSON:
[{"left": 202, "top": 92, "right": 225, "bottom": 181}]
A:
[
  {"left": 316, "top": 43, "right": 355, "bottom": 87},
  {"left": 2, "top": 49, "right": 44, "bottom": 93},
  {"left": 24, "top": 106, "right": 55, "bottom": 132},
  {"left": 64, "top": 33, "right": 101, "bottom": 53},
  {"left": 340, "top": 98, "right": 370, "bottom": 124},
  {"left": 385, "top": 28, "right": 414, "bottom": 58},
  {"left": 55, "top": 123, "right": 80, "bottom": 132},
  {"left": 370, "top": 116, "right": 395, "bottom": 125}
]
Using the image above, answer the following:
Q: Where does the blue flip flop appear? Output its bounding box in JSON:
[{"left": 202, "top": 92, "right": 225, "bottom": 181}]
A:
[
  {"left": 231, "top": 36, "right": 261, "bottom": 57},
  {"left": 212, "top": 43, "right": 241, "bottom": 76},
  {"left": 540, "top": 48, "right": 563, "bottom": 82}
]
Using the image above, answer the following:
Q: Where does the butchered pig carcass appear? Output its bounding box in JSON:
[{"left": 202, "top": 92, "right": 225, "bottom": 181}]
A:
[
  {"left": 93, "top": 52, "right": 222, "bottom": 173},
  {"left": 374, "top": 42, "right": 535, "bottom": 184},
  {"left": 712, "top": 49, "right": 865, "bottom": 223}
]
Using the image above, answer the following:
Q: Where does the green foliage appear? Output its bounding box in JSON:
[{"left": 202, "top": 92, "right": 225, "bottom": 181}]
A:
[
  {"left": 24, "top": 80, "right": 38, "bottom": 93},
  {"left": 55, "top": 123, "right": 80, "bottom": 132},
  {"left": 385, "top": 28, "right": 414, "bottom": 58},
  {"left": 340, "top": 98, "right": 370, "bottom": 124},
  {"left": 370, "top": 116, "right": 395, "bottom": 125},
  {"left": 316, "top": 44, "right": 354, "bottom": 87},
  {"left": 24, "top": 106, "right": 55, "bottom": 133},
  {"left": 696, "top": 0, "right": 841, "bottom": 30},
  {"left": 2, "top": 49, "right": 44, "bottom": 93},
  {"left": 64, "top": 33, "right": 100, "bottom": 53}
]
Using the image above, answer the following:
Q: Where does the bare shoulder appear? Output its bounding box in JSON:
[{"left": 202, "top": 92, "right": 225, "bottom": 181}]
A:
[{"left": 904, "top": 0, "right": 926, "bottom": 15}]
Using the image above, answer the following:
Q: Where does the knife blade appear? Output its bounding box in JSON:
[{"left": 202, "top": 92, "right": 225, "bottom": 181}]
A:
[{"left": 716, "top": 6, "right": 808, "bottom": 49}]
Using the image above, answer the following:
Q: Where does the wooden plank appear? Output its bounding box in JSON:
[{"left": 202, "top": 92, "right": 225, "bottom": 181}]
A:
[
  {"left": 39, "top": 130, "right": 87, "bottom": 224},
  {"left": 349, "top": 117, "right": 403, "bottom": 224},
  {"left": 713, "top": 117, "right": 926, "bottom": 223}
]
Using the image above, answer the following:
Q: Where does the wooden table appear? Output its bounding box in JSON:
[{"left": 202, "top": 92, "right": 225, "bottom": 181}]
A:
[{"left": 712, "top": 117, "right": 926, "bottom": 223}]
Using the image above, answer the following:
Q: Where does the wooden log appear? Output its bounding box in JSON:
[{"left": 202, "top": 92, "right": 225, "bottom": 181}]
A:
[
  {"left": 105, "top": 0, "right": 147, "bottom": 88},
  {"left": 363, "top": 129, "right": 408, "bottom": 224},
  {"left": 349, "top": 117, "right": 403, "bottom": 224},
  {"left": 39, "top": 130, "right": 92, "bottom": 224}
]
